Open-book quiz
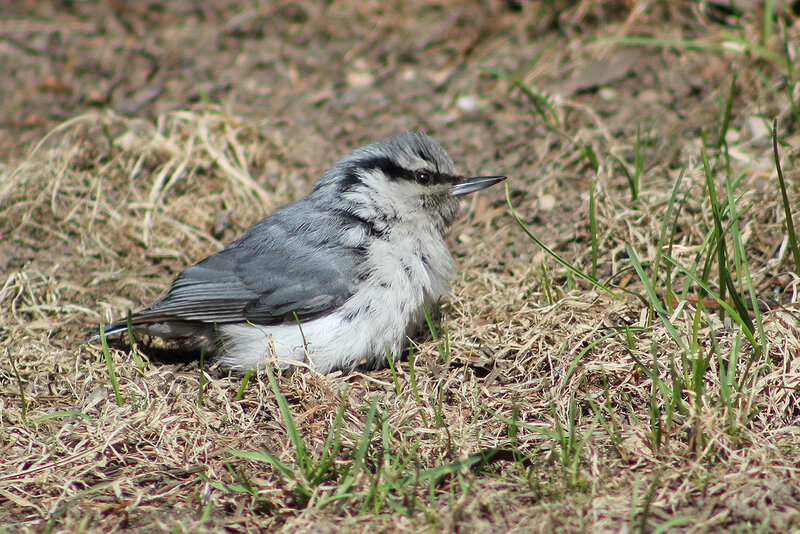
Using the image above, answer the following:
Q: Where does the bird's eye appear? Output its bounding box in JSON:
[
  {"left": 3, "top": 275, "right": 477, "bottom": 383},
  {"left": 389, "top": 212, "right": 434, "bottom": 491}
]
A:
[{"left": 415, "top": 170, "right": 431, "bottom": 185}]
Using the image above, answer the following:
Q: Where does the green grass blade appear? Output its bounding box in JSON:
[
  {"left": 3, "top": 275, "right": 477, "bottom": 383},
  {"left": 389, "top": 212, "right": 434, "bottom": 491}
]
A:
[
  {"left": 229, "top": 449, "right": 295, "bottom": 480},
  {"left": 480, "top": 67, "right": 563, "bottom": 129},
  {"left": 725, "top": 167, "right": 765, "bottom": 349},
  {"left": 589, "top": 176, "right": 598, "bottom": 278},
  {"left": 484, "top": 405, "right": 560, "bottom": 440},
  {"left": 235, "top": 368, "right": 253, "bottom": 400},
  {"left": 651, "top": 167, "right": 688, "bottom": 317},
  {"left": 334, "top": 401, "right": 378, "bottom": 499},
  {"left": 505, "top": 183, "right": 615, "bottom": 296},
  {"left": 124, "top": 311, "right": 146, "bottom": 373},
  {"left": 423, "top": 304, "right": 449, "bottom": 364},
  {"left": 631, "top": 123, "right": 643, "bottom": 201},
  {"left": 9, "top": 355, "right": 28, "bottom": 424},
  {"left": 99, "top": 325, "right": 124, "bottom": 407},
  {"left": 719, "top": 30, "right": 789, "bottom": 72},
  {"left": 30, "top": 411, "right": 91, "bottom": 424},
  {"left": 660, "top": 255, "right": 759, "bottom": 352},
  {"left": 773, "top": 119, "right": 800, "bottom": 274},
  {"left": 715, "top": 74, "right": 736, "bottom": 149},
  {"left": 262, "top": 363, "right": 309, "bottom": 473},
  {"left": 197, "top": 345, "right": 206, "bottom": 407},
  {"left": 385, "top": 347, "right": 402, "bottom": 395},
  {"left": 605, "top": 35, "right": 789, "bottom": 73},
  {"left": 407, "top": 345, "right": 429, "bottom": 427},
  {"left": 561, "top": 327, "right": 647, "bottom": 387},
  {"left": 625, "top": 245, "right": 688, "bottom": 355},
  {"left": 412, "top": 448, "right": 507, "bottom": 483},
  {"left": 700, "top": 131, "right": 753, "bottom": 332},
  {"left": 311, "top": 393, "right": 348, "bottom": 484}
]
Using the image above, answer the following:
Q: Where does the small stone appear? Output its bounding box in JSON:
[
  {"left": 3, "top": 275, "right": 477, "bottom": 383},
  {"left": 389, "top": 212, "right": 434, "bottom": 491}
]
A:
[
  {"left": 456, "top": 95, "right": 478, "bottom": 111},
  {"left": 745, "top": 116, "right": 770, "bottom": 141},
  {"left": 598, "top": 88, "right": 618, "bottom": 101},
  {"left": 539, "top": 193, "right": 556, "bottom": 211},
  {"left": 346, "top": 70, "right": 375, "bottom": 88}
]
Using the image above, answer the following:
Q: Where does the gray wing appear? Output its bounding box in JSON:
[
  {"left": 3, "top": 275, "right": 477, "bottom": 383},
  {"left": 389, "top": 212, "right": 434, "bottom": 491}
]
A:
[
  {"left": 140, "top": 246, "right": 360, "bottom": 325},
  {"left": 121, "top": 212, "right": 366, "bottom": 328}
]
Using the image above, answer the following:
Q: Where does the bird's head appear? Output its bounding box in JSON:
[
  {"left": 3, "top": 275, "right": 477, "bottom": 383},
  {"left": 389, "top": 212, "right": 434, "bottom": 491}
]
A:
[{"left": 314, "top": 132, "right": 506, "bottom": 234}]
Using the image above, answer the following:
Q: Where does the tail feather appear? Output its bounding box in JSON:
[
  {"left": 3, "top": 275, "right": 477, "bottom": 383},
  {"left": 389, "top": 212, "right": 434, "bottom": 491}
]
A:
[
  {"left": 87, "top": 319, "right": 130, "bottom": 344},
  {"left": 91, "top": 308, "right": 184, "bottom": 343},
  {"left": 90, "top": 313, "right": 218, "bottom": 345}
]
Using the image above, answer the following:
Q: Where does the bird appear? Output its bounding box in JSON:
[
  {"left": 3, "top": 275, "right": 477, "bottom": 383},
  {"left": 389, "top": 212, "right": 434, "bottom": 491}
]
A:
[{"left": 101, "top": 131, "right": 506, "bottom": 374}]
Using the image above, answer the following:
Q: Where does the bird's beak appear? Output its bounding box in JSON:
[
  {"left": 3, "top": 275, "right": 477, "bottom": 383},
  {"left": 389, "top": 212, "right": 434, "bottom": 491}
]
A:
[{"left": 450, "top": 175, "right": 507, "bottom": 197}]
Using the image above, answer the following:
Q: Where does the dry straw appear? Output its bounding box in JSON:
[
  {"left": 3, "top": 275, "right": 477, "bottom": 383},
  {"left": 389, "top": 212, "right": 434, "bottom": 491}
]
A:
[{"left": 1, "top": 106, "right": 800, "bottom": 532}]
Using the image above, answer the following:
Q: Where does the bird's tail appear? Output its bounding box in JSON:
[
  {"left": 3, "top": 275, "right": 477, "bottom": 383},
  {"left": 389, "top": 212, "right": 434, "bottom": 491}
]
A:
[{"left": 87, "top": 319, "right": 132, "bottom": 344}]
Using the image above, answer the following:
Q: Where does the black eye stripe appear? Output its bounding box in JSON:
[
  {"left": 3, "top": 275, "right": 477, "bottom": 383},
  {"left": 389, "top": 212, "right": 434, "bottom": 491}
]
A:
[
  {"left": 350, "top": 156, "right": 454, "bottom": 185},
  {"left": 352, "top": 156, "right": 410, "bottom": 181}
]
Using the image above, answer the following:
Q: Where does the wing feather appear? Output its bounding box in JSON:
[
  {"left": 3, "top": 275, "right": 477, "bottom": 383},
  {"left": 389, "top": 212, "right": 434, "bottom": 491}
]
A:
[{"left": 121, "top": 205, "right": 368, "bottom": 328}]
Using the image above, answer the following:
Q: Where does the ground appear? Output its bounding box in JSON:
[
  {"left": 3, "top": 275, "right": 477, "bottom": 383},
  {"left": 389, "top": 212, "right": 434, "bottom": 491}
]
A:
[{"left": 2, "top": 1, "right": 800, "bottom": 532}]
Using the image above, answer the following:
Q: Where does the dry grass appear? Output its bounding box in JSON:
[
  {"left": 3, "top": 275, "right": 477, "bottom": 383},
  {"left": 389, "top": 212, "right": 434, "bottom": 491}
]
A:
[{"left": 2, "top": 2, "right": 800, "bottom": 533}]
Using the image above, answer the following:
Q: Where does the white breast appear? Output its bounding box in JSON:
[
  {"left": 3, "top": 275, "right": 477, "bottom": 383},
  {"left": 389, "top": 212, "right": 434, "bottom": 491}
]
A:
[{"left": 218, "top": 224, "right": 454, "bottom": 373}]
